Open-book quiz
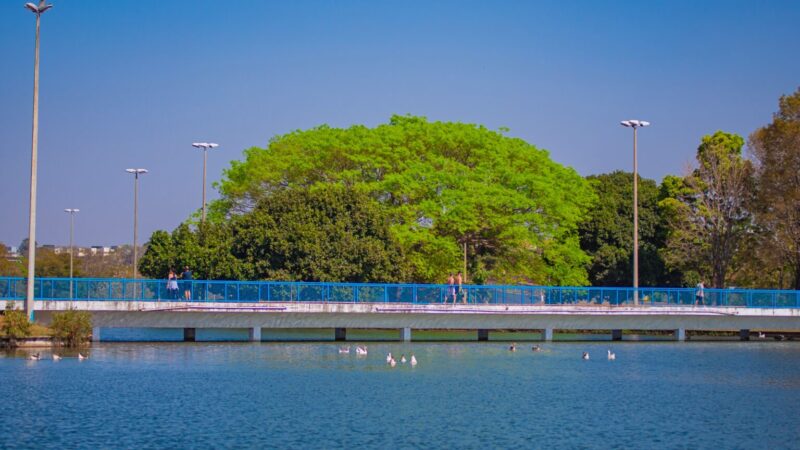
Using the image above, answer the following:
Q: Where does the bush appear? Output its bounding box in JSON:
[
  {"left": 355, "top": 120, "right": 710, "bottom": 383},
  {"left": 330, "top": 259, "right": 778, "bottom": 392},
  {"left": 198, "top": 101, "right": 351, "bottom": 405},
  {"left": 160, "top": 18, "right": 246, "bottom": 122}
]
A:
[
  {"left": 2, "top": 304, "right": 32, "bottom": 344},
  {"left": 51, "top": 309, "right": 92, "bottom": 347}
]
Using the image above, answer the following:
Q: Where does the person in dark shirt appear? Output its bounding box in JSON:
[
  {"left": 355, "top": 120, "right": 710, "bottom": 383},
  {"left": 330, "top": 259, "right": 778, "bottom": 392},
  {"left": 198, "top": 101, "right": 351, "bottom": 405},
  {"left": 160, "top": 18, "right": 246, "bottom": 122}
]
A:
[{"left": 181, "top": 266, "right": 193, "bottom": 300}]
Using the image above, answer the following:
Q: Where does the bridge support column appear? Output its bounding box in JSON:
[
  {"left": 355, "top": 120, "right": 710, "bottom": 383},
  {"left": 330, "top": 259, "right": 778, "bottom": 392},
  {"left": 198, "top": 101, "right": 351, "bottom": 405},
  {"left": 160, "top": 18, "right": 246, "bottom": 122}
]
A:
[
  {"left": 249, "top": 327, "right": 262, "bottom": 342},
  {"left": 739, "top": 329, "right": 750, "bottom": 341},
  {"left": 183, "top": 328, "right": 196, "bottom": 342},
  {"left": 92, "top": 327, "right": 101, "bottom": 342},
  {"left": 675, "top": 328, "right": 686, "bottom": 341},
  {"left": 400, "top": 327, "right": 411, "bottom": 342},
  {"left": 335, "top": 328, "right": 347, "bottom": 341},
  {"left": 543, "top": 328, "right": 553, "bottom": 341},
  {"left": 611, "top": 329, "right": 623, "bottom": 341},
  {"left": 477, "top": 329, "right": 489, "bottom": 341}
]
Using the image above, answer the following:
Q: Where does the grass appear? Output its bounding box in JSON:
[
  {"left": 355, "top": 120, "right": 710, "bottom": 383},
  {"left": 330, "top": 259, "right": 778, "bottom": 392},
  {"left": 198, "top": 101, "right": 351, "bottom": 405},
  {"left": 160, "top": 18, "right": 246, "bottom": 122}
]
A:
[{"left": 0, "top": 315, "right": 53, "bottom": 337}]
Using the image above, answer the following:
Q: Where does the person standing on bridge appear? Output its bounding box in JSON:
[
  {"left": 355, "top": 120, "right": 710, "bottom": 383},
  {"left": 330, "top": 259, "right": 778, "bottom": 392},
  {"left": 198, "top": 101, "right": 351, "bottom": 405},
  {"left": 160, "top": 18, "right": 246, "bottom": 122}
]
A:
[
  {"left": 695, "top": 281, "right": 704, "bottom": 306},
  {"left": 167, "top": 268, "right": 179, "bottom": 299},
  {"left": 448, "top": 273, "right": 455, "bottom": 304},
  {"left": 456, "top": 271, "right": 464, "bottom": 304},
  {"left": 182, "top": 266, "right": 193, "bottom": 300}
]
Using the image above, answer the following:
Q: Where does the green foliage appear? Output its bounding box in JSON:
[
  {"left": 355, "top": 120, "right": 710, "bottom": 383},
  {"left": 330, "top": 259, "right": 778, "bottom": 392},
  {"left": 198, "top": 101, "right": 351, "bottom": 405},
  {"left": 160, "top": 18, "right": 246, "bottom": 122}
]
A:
[
  {"left": 749, "top": 86, "right": 800, "bottom": 289},
  {"left": 2, "top": 304, "right": 31, "bottom": 341},
  {"left": 50, "top": 309, "right": 92, "bottom": 347},
  {"left": 215, "top": 115, "right": 595, "bottom": 284},
  {"left": 579, "top": 171, "right": 678, "bottom": 286},
  {"left": 34, "top": 249, "right": 79, "bottom": 277},
  {"left": 660, "top": 131, "right": 754, "bottom": 287},
  {"left": 141, "top": 186, "right": 411, "bottom": 282},
  {"left": 0, "top": 244, "right": 23, "bottom": 277}
]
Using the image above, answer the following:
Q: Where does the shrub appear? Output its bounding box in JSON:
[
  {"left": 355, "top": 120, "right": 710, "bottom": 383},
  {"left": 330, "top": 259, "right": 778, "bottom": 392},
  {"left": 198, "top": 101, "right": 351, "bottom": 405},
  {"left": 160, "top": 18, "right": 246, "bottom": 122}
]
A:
[
  {"left": 51, "top": 309, "right": 92, "bottom": 347},
  {"left": 2, "top": 304, "right": 32, "bottom": 345}
]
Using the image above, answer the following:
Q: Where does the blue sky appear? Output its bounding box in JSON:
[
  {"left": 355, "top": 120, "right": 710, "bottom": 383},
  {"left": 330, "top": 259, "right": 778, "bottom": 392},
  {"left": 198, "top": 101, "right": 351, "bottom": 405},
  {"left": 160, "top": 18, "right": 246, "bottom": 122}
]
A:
[{"left": 1, "top": 0, "right": 798, "bottom": 247}]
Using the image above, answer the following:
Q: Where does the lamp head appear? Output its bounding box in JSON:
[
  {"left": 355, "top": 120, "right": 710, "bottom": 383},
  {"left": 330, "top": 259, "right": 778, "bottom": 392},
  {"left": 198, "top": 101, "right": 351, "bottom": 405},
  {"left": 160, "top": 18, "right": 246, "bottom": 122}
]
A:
[
  {"left": 24, "top": 1, "right": 53, "bottom": 14},
  {"left": 620, "top": 119, "right": 651, "bottom": 128}
]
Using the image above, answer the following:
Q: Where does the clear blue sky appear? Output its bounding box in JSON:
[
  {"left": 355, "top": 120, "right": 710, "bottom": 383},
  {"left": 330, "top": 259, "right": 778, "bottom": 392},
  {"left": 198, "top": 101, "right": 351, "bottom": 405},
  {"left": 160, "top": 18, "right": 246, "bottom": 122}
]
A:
[{"left": 1, "top": 0, "right": 798, "bottom": 248}]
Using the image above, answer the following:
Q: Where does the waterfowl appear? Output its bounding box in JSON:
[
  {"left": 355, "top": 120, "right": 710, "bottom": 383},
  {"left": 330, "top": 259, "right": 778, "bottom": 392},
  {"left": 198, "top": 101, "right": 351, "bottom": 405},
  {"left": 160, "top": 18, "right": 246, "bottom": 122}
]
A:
[
  {"left": 356, "top": 346, "right": 368, "bottom": 355},
  {"left": 410, "top": 355, "right": 417, "bottom": 366},
  {"left": 28, "top": 353, "right": 41, "bottom": 361},
  {"left": 607, "top": 350, "right": 616, "bottom": 360},
  {"left": 582, "top": 352, "right": 590, "bottom": 360},
  {"left": 532, "top": 345, "right": 542, "bottom": 352},
  {"left": 389, "top": 357, "right": 397, "bottom": 367},
  {"left": 509, "top": 343, "right": 517, "bottom": 352},
  {"left": 338, "top": 346, "right": 350, "bottom": 354},
  {"left": 52, "top": 354, "right": 62, "bottom": 361},
  {"left": 758, "top": 332, "right": 766, "bottom": 339},
  {"left": 78, "top": 353, "right": 88, "bottom": 360},
  {"left": 400, "top": 354, "right": 407, "bottom": 364},
  {"left": 386, "top": 352, "right": 393, "bottom": 363}
]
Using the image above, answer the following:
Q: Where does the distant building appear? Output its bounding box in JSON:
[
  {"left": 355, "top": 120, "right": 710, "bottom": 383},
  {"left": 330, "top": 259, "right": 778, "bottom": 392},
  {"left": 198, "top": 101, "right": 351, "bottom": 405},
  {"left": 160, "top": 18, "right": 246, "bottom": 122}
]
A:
[{"left": 90, "top": 246, "right": 114, "bottom": 256}]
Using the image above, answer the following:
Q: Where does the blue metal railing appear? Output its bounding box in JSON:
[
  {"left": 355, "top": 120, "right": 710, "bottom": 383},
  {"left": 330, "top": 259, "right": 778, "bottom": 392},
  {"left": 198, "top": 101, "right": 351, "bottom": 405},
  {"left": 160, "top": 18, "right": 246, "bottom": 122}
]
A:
[{"left": 0, "top": 276, "right": 799, "bottom": 308}]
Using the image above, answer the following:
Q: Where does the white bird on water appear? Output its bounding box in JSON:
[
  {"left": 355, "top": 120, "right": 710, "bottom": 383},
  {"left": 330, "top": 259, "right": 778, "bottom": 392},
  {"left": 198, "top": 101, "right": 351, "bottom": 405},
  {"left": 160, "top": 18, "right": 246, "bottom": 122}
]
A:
[
  {"left": 78, "top": 353, "right": 88, "bottom": 361},
  {"left": 582, "top": 352, "right": 590, "bottom": 360},
  {"left": 356, "top": 346, "right": 368, "bottom": 355},
  {"left": 758, "top": 332, "right": 766, "bottom": 339},
  {"left": 389, "top": 357, "right": 397, "bottom": 367},
  {"left": 386, "top": 352, "right": 393, "bottom": 364},
  {"left": 28, "top": 353, "right": 41, "bottom": 361},
  {"left": 338, "top": 346, "right": 350, "bottom": 354},
  {"left": 607, "top": 350, "right": 616, "bottom": 360},
  {"left": 400, "top": 354, "right": 407, "bottom": 364},
  {"left": 410, "top": 355, "right": 417, "bottom": 366},
  {"left": 52, "top": 354, "right": 62, "bottom": 361}
]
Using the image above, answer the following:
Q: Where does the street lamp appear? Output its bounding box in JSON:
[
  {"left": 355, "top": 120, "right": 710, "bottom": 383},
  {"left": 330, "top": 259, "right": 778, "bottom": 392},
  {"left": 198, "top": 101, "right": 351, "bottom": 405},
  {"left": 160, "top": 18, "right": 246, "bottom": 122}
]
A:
[
  {"left": 191, "top": 142, "right": 219, "bottom": 222},
  {"left": 125, "top": 168, "right": 147, "bottom": 299},
  {"left": 64, "top": 208, "right": 79, "bottom": 299},
  {"left": 620, "top": 119, "right": 650, "bottom": 305},
  {"left": 23, "top": 0, "right": 54, "bottom": 321}
]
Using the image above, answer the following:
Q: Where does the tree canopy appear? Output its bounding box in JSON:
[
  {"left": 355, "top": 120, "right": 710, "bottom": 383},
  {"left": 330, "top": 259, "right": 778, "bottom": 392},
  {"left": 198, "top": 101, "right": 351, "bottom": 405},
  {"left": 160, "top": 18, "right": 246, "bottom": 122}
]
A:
[
  {"left": 139, "top": 186, "right": 411, "bottom": 282},
  {"left": 750, "top": 87, "right": 800, "bottom": 288},
  {"left": 579, "top": 171, "right": 675, "bottom": 286},
  {"left": 213, "top": 115, "right": 595, "bottom": 284}
]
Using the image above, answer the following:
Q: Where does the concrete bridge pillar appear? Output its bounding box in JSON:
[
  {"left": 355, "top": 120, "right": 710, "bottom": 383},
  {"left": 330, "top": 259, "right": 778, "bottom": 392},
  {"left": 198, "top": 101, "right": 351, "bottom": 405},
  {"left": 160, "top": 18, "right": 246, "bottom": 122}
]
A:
[
  {"left": 675, "top": 328, "right": 686, "bottom": 341},
  {"left": 611, "top": 329, "right": 623, "bottom": 341},
  {"left": 400, "top": 327, "right": 412, "bottom": 342},
  {"left": 249, "top": 327, "right": 262, "bottom": 342},
  {"left": 92, "top": 327, "right": 101, "bottom": 342},
  {"left": 335, "top": 328, "right": 347, "bottom": 341},
  {"left": 543, "top": 328, "right": 553, "bottom": 341},
  {"left": 739, "top": 329, "right": 750, "bottom": 341},
  {"left": 477, "top": 329, "right": 490, "bottom": 341}
]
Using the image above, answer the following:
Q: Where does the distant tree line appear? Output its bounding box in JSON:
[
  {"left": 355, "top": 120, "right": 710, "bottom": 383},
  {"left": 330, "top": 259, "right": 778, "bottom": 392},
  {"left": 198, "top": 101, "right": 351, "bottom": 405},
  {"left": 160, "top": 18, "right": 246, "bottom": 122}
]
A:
[{"left": 3, "top": 88, "right": 797, "bottom": 289}]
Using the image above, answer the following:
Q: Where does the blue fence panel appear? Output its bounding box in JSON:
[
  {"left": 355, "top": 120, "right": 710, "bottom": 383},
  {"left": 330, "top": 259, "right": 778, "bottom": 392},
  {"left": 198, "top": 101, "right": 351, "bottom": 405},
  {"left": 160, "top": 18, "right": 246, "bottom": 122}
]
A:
[{"left": 2, "top": 276, "right": 800, "bottom": 309}]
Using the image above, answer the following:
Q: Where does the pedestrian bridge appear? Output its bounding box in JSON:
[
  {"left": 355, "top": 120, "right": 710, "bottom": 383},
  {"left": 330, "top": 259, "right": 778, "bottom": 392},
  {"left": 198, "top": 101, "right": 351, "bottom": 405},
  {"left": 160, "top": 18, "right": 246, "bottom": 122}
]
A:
[{"left": 2, "top": 277, "right": 799, "bottom": 342}]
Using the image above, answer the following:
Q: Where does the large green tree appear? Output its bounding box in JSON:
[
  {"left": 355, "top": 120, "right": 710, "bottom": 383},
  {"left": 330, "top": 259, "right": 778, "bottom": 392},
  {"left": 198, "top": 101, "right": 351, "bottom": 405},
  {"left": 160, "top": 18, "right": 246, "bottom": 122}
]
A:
[
  {"left": 660, "top": 131, "right": 755, "bottom": 288},
  {"left": 214, "top": 115, "right": 595, "bottom": 285},
  {"left": 749, "top": 87, "right": 800, "bottom": 289},
  {"left": 579, "top": 171, "right": 676, "bottom": 286}
]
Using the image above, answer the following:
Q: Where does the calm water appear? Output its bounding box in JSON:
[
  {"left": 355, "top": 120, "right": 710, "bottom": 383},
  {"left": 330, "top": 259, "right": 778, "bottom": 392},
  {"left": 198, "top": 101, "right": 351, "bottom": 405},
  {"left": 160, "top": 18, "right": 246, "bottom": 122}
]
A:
[{"left": 2, "top": 342, "right": 799, "bottom": 449}]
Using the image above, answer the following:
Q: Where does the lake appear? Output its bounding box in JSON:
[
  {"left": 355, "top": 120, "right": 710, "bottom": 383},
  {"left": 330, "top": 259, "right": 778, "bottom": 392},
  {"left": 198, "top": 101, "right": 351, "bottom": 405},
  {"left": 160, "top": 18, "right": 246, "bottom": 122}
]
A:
[{"left": 2, "top": 341, "right": 799, "bottom": 449}]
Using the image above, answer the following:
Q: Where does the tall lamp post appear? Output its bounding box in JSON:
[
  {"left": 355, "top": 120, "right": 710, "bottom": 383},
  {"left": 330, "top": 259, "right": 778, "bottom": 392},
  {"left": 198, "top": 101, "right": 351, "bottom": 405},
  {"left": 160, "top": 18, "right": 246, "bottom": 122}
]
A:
[
  {"left": 191, "top": 142, "right": 219, "bottom": 222},
  {"left": 24, "top": 0, "right": 54, "bottom": 321},
  {"left": 620, "top": 119, "right": 650, "bottom": 305},
  {"left": 125, "top": 169, "right": 147, "bottom": 299},
  {"left": 64, "top": 208, "right": 79, "bottom": 299}
]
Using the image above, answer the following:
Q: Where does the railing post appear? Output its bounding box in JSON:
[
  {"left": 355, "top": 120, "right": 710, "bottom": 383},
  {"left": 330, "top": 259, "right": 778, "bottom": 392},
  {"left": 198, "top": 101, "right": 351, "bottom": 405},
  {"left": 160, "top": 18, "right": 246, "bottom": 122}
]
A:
[{"left": 413, "top": 286, "right": 417, "bottom": 304}]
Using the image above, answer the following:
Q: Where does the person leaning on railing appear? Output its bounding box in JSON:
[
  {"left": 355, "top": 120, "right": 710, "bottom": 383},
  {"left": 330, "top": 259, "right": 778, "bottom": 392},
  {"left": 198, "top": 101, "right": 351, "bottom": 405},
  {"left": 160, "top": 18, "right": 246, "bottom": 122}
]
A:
[
  {"left": 695, "top": 282, "right": 704, "bottom": 306},
  {"left": 181, "top": 266, "right": 193, "bottom": 300}
]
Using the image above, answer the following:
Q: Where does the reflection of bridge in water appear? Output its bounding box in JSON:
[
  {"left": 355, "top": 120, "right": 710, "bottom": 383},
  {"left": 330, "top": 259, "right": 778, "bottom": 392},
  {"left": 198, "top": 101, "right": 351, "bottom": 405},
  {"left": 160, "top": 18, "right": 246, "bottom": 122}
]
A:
[{"left": 2, "top": 277, "right": 799, "bottom": 342}]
